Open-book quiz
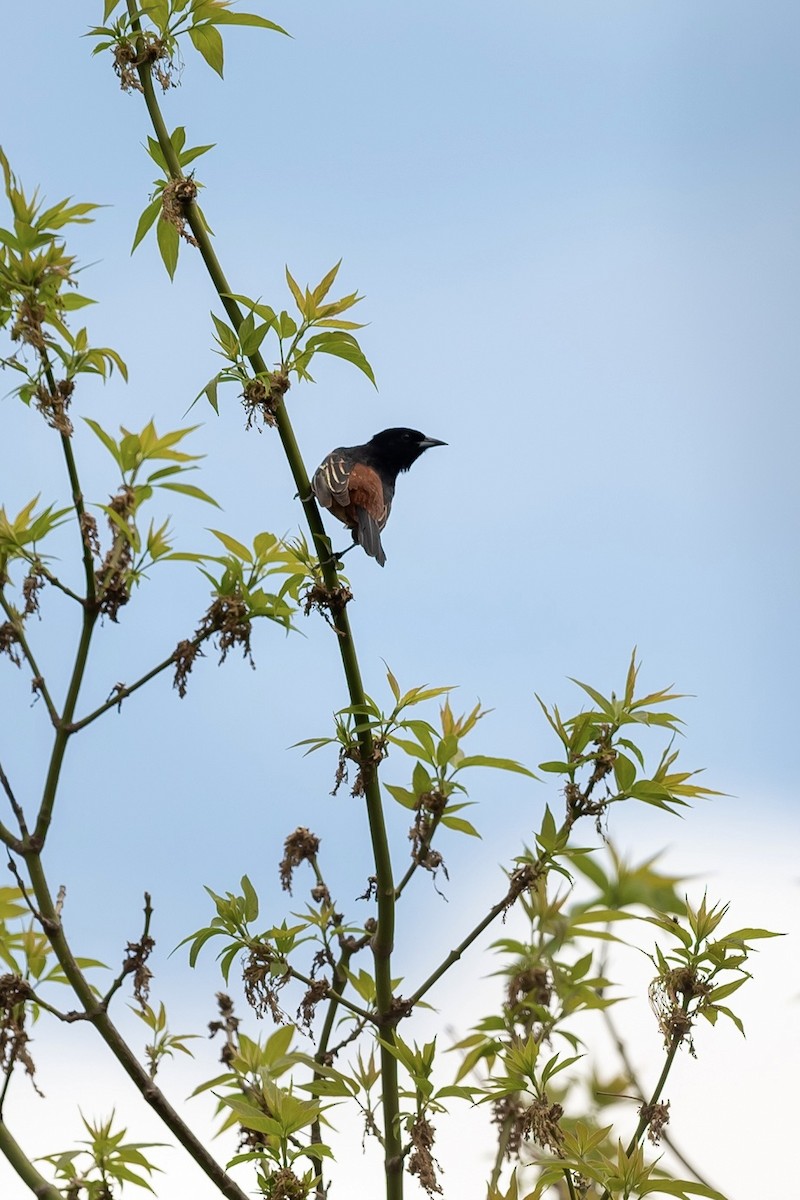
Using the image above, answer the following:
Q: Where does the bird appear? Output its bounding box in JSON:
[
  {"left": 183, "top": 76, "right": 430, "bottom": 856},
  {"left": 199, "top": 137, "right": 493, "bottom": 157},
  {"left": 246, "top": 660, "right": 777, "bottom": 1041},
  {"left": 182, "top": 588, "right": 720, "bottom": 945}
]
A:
[{"left": 311, "top": 427, "right": 447, "bottom": 566}]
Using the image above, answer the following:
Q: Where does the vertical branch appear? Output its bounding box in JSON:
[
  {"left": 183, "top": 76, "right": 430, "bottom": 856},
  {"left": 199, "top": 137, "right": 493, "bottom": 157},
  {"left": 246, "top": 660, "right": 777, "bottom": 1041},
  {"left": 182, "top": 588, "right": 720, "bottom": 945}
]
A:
[
  {"left": 128, "top": 12, "right": 403, "bottom": 1193},
  {"left": 31, "top": 605, "right": 95, "bottom": 848},
  {"left": 39, "top": 358, "right": 97, "bottom": 607}
]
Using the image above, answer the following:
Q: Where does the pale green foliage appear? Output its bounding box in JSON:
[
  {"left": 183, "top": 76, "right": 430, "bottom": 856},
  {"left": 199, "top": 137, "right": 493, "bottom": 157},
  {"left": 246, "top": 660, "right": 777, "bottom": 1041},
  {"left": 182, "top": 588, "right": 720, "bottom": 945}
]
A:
[{"left": 40, "top": 1112, "right": 163, "bottom": 1197}]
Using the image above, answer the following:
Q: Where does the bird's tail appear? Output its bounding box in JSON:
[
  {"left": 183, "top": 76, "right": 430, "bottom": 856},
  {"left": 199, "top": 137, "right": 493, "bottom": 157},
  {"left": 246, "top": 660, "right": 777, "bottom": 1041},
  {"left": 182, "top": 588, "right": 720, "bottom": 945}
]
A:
[{"left": 355, "top": 509, "right": 386, "bottom": 567}]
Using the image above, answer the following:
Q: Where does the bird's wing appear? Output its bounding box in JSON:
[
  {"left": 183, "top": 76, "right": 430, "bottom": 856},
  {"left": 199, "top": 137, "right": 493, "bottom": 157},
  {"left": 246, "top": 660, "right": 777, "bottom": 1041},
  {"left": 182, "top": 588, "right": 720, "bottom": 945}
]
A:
[
  {"left": 312, "top": 456, "right": 389, "bottom": 564},
  {"left": 312, "top": 451, "right": 352, "bottom": 511},
  {"left": 346, "top": 463, "right": 390, "bottom": 530}
]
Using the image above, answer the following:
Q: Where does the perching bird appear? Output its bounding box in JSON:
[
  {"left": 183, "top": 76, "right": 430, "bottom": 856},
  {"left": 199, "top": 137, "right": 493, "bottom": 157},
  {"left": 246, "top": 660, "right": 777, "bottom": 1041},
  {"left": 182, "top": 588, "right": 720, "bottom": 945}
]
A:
[{"left": 312, "top": 427, "right": 446, "bottom": 566}]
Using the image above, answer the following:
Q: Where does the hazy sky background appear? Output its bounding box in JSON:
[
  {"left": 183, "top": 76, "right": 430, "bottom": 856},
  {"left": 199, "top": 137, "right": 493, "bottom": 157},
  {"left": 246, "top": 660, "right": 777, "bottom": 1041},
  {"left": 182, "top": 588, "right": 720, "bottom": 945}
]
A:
[{"left": 1, "top": 2, "right": 798, "bottom": 1197}]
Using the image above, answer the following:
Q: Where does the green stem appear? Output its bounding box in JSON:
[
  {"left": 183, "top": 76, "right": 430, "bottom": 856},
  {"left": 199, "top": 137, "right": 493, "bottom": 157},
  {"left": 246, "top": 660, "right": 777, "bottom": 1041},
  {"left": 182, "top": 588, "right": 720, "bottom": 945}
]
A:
[
  {"left": 68, "top": 628, "right": 212, "bottom": 732},
  {"left": 62, "top": 430, "right": 96, "bottom": 601},
  {"left": 601, "top": 1004, "right": 717, "bottom": 1189},
  {"left": 309, "top": 946, "right": 354, "bottom": 1195},
  {"left": 597, "top": 1000, "right": 690, "bottom": 1200},
  {"left": 288, "top": 966, "right": 372, "bottom": 1023},
  {"left": 0, "top": 1118, "right": 62, "bottom": 1200},
  {"left": 487, "top": 1113, "right": 512, "bottom": 1191},
  {"left": 40, "top": 352, "right": 96, "bottom": 606},
  {"left": 624, "top": 1033, "right": 682, "bottom": 1158},
  {"left": 129, "top": 16, "right": 402, "bottom": 1193},
  {"left": 31, "top": 606, "right": 95, "bottom": 848},
  {"left": 0, "top": 821, "right": 24, "bottom": 853},
  {"left": 407, "top": 875, "right": 530, "bottom": 1010},
  {"left": 27, "top": 560, "right": 84, "bottom": 605},
  {"left": 24, "top": 854, "right": 250, "bottom": 1200}
]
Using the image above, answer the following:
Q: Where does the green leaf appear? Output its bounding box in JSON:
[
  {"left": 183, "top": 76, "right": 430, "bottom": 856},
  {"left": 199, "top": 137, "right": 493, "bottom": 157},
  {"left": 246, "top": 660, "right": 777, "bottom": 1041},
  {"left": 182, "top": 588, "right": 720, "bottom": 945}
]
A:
[
  {"left": 277, "top": 310, "right": 297, "bottom": 339},
  {"left": 158, "top": 482, "right": 221, "bottom": 507},
  {"left": 456, "top": 754, "right": 535, "bottom": 777},
  {"left": 240, "top": 875, "right": 259, "bottom": 923},
  {"left": 180, "top": 142, "right": 215, "bottom": 168},
  {"left": 384, "top": 784, "right": 417, "bottom": 810},
  {"left": 386, "top": 664, "right": 401, "bottom": 702},
  {"left": 315, "top": 337, "right": 376, "bottom": 386},
  {"left": 568, "top": 677, "right": 615, "bottom": 716},
  {"left": 311, "top": 260, "right": 342, "bottom": 305},
  {"left": 83, "top": 418, "right": 121, "bottom": 467},
  {"left": 285, "top": 266, "right": 306, "bottom": 315},
  {"left": 156, "top": 217, "right": 179, "bottom": 279},
  {"left": 222, "top": 293, "right": 276, "bottom": 323},
  {"left": 211, "top": 10, "right": 289, "bottom": 35},
  {"left": 210, "top": 311, "right": 240, "bottom": 357},
  {"left": 209, "top": 529, "right": 253, "bottom": 561},
  {"left": 239, "top": 320, "right": 271, "bottom": 357},
  {"left": 188, "top": 23, "right": 225, "bottom": 77},
  {"left": 613, "top": 752, "right": 636, "bottom": 792},
  {"left": 61, "top": 292, "right": 96, "bottom": 311},
  {"left": 131, "top": 197, "right": 162, "bottom": 253},
  {"left": 440, "top": 815, "right": 481, "bottom": 838}
]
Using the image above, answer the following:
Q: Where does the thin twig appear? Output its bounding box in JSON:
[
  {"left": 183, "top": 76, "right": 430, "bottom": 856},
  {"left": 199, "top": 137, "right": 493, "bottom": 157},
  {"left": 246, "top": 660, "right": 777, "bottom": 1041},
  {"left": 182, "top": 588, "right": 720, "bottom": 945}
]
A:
[
  {"left": 406, "top": 865, "right": 537, "bottom": 1010},
  {"left": 68, "top": 630, "right": 211, "bottom": 732},
  {"left": 288, "top": 966, "right": 374, "bottom": 1024},
  {"left": 0, "top": 591, "right": 60, "bottom": 727},
  {"left": 0, "top": 763, "right": 27, "bottom": 850},
  {"left": 99, "top": 892, "right": 154, "bottom": 1013},
  {"left": 0, "top": 1040, "right": 19, "bottom": 1116},
  {"left": 394, "top": 809, "right": 445, "bottom": 900},
  {"left": 4, "top": 854, "right": 49, "bottom": 928},
  {"left": 28, "top": 560, "right": 85, "bottom": 605}
]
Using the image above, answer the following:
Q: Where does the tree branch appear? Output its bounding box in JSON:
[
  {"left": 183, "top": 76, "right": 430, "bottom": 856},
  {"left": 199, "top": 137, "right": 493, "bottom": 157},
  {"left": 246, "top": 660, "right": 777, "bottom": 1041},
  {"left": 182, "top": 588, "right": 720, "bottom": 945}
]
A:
[
  {"left": 24, "top": 854, "right": 251, "bottom": 1200},
  {"left": 128, "top": 14, "right": 403, "bottom": 1192},
  {"left": 67, "top": 629, "right": 211, "bottom": 733},
  {"left": 0, "top": 1119, "right": 63, "bottom": 1200}
]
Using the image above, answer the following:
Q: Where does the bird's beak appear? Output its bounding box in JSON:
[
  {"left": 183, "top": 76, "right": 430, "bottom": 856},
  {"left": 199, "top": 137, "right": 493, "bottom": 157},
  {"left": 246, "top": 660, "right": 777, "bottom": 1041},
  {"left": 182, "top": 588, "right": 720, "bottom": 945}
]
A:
[{"left": 420, "top": 437, "right": 447, "bottom": 449}]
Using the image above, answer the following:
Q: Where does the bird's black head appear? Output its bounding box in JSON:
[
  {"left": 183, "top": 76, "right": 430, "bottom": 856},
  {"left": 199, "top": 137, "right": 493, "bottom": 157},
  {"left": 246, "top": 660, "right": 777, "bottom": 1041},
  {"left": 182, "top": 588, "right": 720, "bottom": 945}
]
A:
[{"left": 365, "top": 427, "right": 447, "bottom": 475}]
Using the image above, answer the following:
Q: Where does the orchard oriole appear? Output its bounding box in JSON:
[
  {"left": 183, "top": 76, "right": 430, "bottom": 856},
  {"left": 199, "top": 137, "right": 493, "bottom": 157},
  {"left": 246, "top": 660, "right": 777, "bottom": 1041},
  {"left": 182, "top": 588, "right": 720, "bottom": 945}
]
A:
[{"left": 312, "top": 427, "right": 446, "bottom": 566}]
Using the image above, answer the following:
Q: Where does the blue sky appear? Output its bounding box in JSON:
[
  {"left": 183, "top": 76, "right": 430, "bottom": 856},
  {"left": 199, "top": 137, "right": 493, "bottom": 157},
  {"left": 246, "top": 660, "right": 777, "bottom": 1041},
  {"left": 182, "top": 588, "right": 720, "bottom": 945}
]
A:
[{"left": 1, "top": 2, "right": 798, "bottom": 1197}]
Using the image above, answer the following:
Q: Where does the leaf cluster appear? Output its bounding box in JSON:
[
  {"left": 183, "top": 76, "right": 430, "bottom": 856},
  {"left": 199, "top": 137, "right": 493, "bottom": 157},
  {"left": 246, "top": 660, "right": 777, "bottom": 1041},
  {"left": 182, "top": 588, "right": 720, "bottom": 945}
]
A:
[
  {"left": 40, "top": 1111, "right": 163, "bottom": 1197},
  {"left": 198, "top": 261, "right": 375, "bottom": 416},
  {"left": 0, "top": 148, "right": 126, "bottom": 401},
  {"left": 89, "top": 0, "right": 288, "bottom": 83}
]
